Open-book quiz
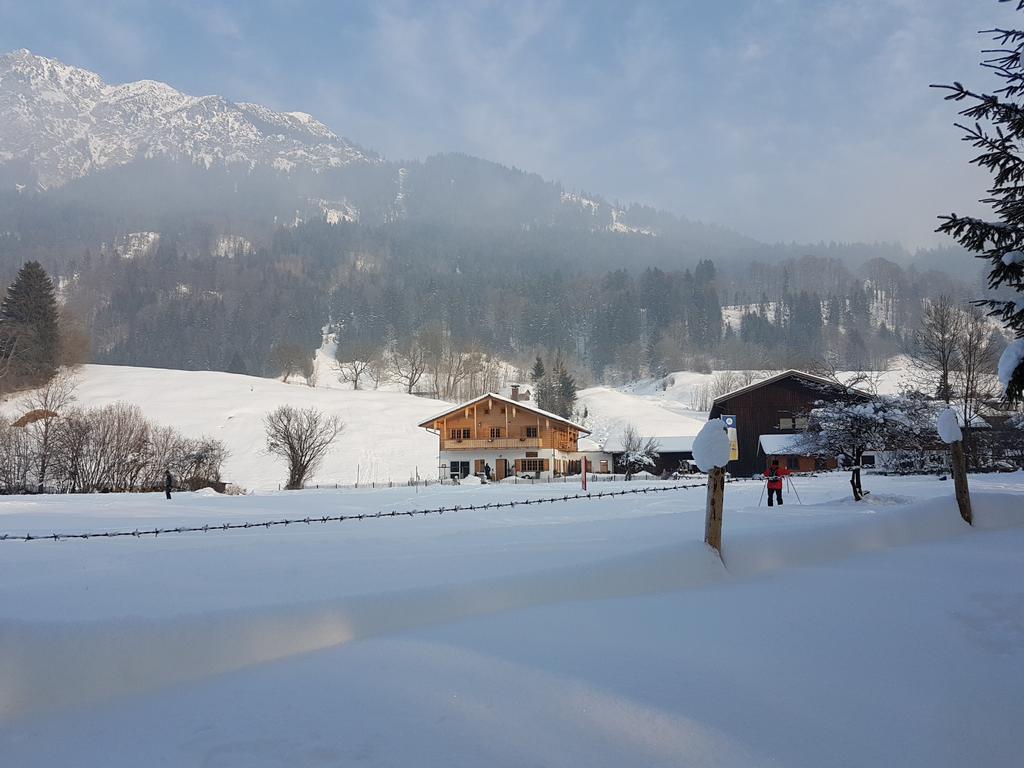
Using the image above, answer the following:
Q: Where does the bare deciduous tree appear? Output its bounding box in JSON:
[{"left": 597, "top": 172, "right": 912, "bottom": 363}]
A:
[
  {"left": 421, "top": 326, "right": 481, "bottom": 400},
  {"left": 387, "top": 335, "right": 428, "bottom": 394},
  {"left": 0, "top": 415, "right": 33, "bottom": 492},
  {"left": 906, "top": 295, "right": 964, "bottom": 402},
  {"left": 954, "top": 308, "right": 1003, "bottom": 467},
  {"left": 335, "top": 335, "right": 381, "bottom": 390},
  {"left": 264, "top": 405, "right": 343, "bottom": 489},
  {"left": 23, "top": 371, "right": 78, "bottom": 491},
  {"left": 57, "top": 308, "right": 91, "bottom": 368},
  {"left": 38, "top": 404, "right": 229, "bottom": 494},
  {"left": 271, "top": 342, "right": 313, "bottom": 383},
  {"left": 808, "top": 352, "right": 881, "bottom": 396}
]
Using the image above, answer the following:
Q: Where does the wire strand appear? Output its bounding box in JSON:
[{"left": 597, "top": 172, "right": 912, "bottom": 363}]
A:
[{"left": 0, "top": 478, "right": 755, "bottom": 542}]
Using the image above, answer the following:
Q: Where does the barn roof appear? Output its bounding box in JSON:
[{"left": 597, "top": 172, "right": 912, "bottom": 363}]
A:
[
  {"left": 417, "top": 392, "right": 590, "bottom": 434},
  {"left": 711, "top": 370, "right": 867, "bottom": 407}
]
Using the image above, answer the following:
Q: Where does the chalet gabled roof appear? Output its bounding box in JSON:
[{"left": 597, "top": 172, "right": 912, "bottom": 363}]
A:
[
  {"left": 711, "top": 369, "right": 869, "bottom": 407},
  {"left": 417, "top": 392, "right": 591, "bottom": 434}
]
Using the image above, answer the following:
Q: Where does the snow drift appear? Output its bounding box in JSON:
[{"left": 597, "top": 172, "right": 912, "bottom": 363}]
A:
[{"left": 2, "top": 490, "right": 1020, "bottom": 719}]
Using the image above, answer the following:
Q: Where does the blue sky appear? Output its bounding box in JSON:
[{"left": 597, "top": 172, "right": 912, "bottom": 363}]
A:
[{"left": 1, "top": 0, "right": 1019, "bottom": 248}]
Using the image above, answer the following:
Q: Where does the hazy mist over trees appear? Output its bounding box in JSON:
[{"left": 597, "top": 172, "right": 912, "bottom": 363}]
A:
[{"left": 0, "top": 152, "right": 995, "bottom": 386}]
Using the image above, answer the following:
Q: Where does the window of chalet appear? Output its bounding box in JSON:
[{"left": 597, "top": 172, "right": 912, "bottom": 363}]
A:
[
  {"left": 523, "top": 458, "right": 544, "bottom": 472},
  {"left": 449, "top": 428, "right": 471, "bottom": 440},
  {"left": 525, "top": 426, "right": 538, "bottom": 438},
  {"left": 490, "top": 427, "right": 501, "bottom": 439}
]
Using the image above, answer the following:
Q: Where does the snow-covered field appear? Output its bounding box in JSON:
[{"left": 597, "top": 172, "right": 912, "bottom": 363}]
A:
[
  {"left": 1, "top": 471, "right": 1022, "bottom": 767},
  {"left": 2, "top": 364, "right": 450, "bottom": 491},
  {"left": 0, "top": 359, "right": 929, "bottom": 493}
]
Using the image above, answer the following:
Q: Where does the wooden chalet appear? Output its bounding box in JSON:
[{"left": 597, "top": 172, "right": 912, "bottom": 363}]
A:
[
  {"left": 418, "top": 393, "right": 591, "bottom": 481},
  {"left": 708, "top": 370, "right": 868, "bottom": 476}
]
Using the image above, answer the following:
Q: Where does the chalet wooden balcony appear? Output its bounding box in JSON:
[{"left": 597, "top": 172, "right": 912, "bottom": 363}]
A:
[{"left": 442, "top": 437, "right": 543, "bottom": 450}]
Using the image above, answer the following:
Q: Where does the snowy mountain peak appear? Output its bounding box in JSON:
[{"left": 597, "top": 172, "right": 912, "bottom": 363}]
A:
[{"left": 0, "top": 49, "right": 377, "bottom": 188}]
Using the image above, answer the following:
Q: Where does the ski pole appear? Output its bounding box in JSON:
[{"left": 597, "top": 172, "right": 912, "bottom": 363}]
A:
[
  {"left": 787, "top": 476, "right": 803, "bottom": 505},
  {"left": 758, "top": 479, "right": 766, "bottom": 507}
]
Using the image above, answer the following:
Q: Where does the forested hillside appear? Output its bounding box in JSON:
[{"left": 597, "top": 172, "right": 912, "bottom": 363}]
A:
[{"left": 0, "top": 153, "right": 987, "bottom": 383}]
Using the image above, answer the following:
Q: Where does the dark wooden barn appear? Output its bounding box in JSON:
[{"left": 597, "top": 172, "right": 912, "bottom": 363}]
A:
[{"left": 708, "top": 370, "right": 866, "bottom": 477}]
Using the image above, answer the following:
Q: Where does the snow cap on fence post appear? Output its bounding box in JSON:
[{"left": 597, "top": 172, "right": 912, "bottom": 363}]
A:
[
  {"left": 937, "top": 406, "right": 972, "bottom": 526},
  {"left": 696, "top": 419, "right": 730, "bottom": 556},
  {"left": 693, "top": 419, "right": 731, "bottom": 472},
  {"left": 936, "top": 407, "right": 962, "bottom": 444}
]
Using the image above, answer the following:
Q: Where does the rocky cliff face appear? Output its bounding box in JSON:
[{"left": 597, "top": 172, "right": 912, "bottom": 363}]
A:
[{"left": 0, "top": 49, "right": 376, "bottom": 189}]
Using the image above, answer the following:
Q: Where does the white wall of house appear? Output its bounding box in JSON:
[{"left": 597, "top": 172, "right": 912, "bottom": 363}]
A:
[
  {"left": 438, "top": 448, "right": 583, "bottom": 480},
  {"left": 567, "top": 451, "right": 615, "bottom": 474}
]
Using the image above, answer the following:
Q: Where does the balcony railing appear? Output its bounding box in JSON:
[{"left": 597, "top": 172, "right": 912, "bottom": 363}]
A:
[{"left": 442, "top": 437, "right": 543, "bottom": 450}]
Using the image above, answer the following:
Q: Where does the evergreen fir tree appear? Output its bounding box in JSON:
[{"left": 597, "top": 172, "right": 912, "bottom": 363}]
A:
[
  {"left": 529, "top": 355, "right": 546, "bottom": 384},
  {"left": 935, "top": 11, "right": 1024, "bottom": 401},
  {"left": 0, "top": 261, "right": 60, "bottom": 384},
  {"left": 554, "top": 357, "right": 577, "bottom": 418},
  {"left": 534, "top": 370, "right": 557, "bottom": 414}
]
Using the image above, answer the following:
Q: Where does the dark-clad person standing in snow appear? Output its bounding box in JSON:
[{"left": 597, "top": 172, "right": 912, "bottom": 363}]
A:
[{"left": 165, "top": 470, "right": 173, "bottom": 500}]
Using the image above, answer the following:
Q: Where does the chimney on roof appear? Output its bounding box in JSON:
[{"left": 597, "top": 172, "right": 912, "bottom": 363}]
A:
[{"left": 511, "top": 383, "right": 520, "bottom": 401}]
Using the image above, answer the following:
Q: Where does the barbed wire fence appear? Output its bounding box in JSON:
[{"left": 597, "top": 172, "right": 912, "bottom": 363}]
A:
[{"left": 0, "top": 477, "right": 758, "bottom": 542}]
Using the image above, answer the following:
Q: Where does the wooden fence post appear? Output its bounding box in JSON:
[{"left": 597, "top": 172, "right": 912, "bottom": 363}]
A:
[
  {"left": 950, "top": 440, "right": 973, "bottom": 526},
  {"left": 704, "top": 466, "right": 725, "bottom": 554}
]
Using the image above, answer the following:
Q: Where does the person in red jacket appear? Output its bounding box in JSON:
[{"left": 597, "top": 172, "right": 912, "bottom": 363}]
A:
[{"left": 764, "top": 459, "right": 790, "bottom": 506}]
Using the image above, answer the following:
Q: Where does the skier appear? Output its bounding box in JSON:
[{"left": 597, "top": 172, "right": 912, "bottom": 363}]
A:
[
  {"left": 763, "top": 459, "right": 790, "bottom": 507},
  {"left": 165, "top": 469, "right": 173, "bottom": 500}
]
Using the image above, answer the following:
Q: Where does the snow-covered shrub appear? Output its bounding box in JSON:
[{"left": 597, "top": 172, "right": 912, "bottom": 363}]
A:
[
  {"left": 793, "top": 394, "right": 940, "bottom": 498},
  {"left": 0, "top": 415, "right": 33, "bottom": 492},
  {"left": 1, "top": 402, "right": 231, "bottom": 494},
  {"left": 616, "top": 423, "right": 660, "bottom": 477}
]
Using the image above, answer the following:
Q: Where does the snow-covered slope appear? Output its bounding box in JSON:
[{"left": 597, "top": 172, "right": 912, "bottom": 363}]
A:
[
  {"left": 0, "top": 49, "right": 375, "bottom": 188},
  {"left": 4, "top": 365, "right": 448, "bottom": 490},
  {"left": 577, "top": 385, "right": 707, "bottom": 446}
]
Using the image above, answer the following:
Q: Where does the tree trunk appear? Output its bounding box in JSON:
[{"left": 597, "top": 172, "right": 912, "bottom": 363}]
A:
[
  {"left": 950, "top": 440, "right": 973, "bottom": 525},
  {"left": 850, "top": 466, "right": 862, "bottom": 501},
  {"left": 704, "top": 466, "right": 725, "bottom": 555}
]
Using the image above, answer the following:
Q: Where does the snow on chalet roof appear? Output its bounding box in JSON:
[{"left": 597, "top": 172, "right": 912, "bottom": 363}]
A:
[
  {"left": 417, "top": 392, "right": 591, "bottom": 434},
  {"left": 758, "top": 434, "right": 805, "bottom": 456},
  {"left": 712, "top": 370, "right": 866, "bottom": 406}
]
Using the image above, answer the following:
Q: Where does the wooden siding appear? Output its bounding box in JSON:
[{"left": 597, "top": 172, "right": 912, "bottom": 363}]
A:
[
  {"left": 430, "top": 397, "right": 580, "bottom": 452},
  {"left": 709, "top": 376, "right": 852, "bottom": 477}
]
